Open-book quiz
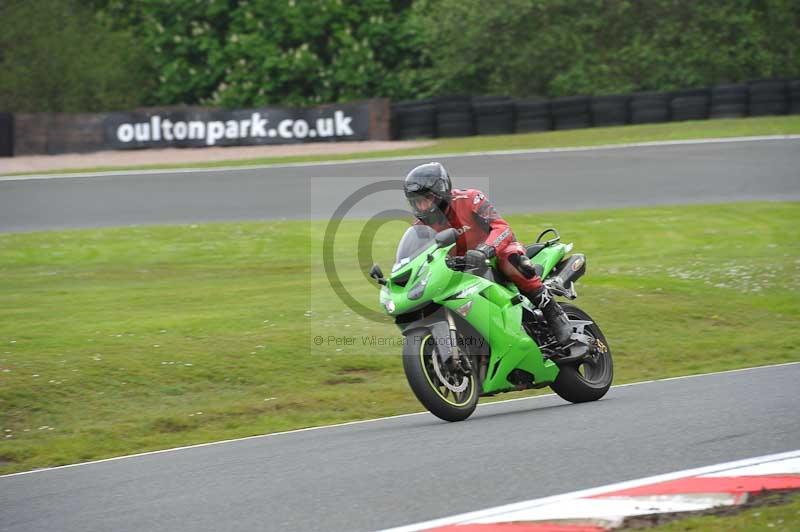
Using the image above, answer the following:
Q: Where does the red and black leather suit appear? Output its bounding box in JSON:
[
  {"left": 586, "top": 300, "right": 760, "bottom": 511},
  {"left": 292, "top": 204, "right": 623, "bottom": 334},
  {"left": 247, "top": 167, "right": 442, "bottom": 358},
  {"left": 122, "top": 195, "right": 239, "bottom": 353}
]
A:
[{"left": 414, "top": 188, "right": 543, "bottom": 294}]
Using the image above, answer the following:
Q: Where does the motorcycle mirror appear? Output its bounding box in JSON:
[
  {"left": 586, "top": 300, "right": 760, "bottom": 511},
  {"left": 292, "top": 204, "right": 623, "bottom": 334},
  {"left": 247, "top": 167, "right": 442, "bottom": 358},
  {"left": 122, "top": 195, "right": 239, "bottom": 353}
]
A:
[
  {"left": 369, "top": 264, "right": 386, "bottom": 285},
  {"left": 435, "top": 228, "right": 458, "bottom": 247}
]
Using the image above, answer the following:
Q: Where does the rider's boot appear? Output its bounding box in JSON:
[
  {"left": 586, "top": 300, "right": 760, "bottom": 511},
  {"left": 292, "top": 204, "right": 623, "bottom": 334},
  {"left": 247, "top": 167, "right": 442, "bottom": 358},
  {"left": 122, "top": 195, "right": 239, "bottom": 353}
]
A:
[{"left": 527, "top": 286, "right": 573, "bottom": 345}]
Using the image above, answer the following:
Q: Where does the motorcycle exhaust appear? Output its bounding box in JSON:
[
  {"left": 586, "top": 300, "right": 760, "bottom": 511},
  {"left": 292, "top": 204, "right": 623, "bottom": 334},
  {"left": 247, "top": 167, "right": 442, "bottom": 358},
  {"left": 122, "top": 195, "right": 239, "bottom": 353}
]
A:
[{"left": 552, "top": 253, "right": 586, "bottom": 288}]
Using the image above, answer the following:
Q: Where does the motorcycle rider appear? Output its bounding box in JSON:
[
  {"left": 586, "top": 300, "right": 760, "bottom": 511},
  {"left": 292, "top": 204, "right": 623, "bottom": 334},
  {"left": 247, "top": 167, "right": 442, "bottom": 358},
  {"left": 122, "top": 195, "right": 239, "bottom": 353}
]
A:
[{"left": 403, "top": 161, "right": 573, "bottom": 345}]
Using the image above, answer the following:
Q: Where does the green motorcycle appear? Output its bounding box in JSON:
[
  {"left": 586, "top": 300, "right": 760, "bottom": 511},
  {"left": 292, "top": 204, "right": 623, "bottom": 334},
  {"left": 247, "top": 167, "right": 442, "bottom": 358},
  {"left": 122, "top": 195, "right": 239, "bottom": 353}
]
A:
[{"left": 369, "top": 225, "right": 612, "bottom": 422}]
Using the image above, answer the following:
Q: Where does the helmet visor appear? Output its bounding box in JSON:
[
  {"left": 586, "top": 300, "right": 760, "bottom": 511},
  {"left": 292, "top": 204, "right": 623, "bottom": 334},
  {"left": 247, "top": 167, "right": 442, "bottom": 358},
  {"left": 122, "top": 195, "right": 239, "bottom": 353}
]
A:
[{"left": 408, "top": 192, "right": 436, "bottom": 214}]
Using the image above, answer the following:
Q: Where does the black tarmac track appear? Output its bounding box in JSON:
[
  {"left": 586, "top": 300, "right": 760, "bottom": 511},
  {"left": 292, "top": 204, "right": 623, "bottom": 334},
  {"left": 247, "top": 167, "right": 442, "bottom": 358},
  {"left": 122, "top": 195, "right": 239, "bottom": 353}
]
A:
[
  {"left": 1, "top": 364, "right": 799, "bottom": 532},
  {"left": 1, "top": 138, "right": 798, "bottom": 232},
  {"left": 1, "top": 138, "right": 798, "bottom": 532}
]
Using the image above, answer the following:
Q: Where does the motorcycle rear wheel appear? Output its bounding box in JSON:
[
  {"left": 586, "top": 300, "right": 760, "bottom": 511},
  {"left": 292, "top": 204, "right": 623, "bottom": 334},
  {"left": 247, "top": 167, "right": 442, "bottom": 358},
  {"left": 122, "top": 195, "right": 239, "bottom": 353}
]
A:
[
  {"left": 550, "top": 303, "right": 613, "bottom": 403},
  {"left": 402, "top": 332, "right": 479, "bottom": 422}
]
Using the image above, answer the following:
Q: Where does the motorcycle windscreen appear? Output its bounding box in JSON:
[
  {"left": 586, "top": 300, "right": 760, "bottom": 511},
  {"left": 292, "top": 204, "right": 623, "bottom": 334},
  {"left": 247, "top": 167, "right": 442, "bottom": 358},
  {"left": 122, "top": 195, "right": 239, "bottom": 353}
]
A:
[{"left": 395, "top": 225, "right": 437, "bottom": 265}]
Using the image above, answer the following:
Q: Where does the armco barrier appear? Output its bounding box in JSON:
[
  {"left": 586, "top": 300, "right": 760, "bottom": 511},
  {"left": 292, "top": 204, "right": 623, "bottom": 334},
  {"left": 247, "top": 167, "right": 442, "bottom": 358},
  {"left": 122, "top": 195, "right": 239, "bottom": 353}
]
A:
[
  {"left": 390, "top": 76, "right": 800, "bottom": 140},
  {"left": 6, "top": 99, "right": 390, "bottom": 156}
]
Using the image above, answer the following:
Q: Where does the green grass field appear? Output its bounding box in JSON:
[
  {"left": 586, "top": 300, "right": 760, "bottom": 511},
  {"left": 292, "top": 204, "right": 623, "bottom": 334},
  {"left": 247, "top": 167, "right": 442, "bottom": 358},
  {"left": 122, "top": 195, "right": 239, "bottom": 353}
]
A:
[
  {"left": 6, "top": 115, "right": 800, "bottom": 176},
  {"left": 0, "top": 201, "right": 798, "bottom": 475}
]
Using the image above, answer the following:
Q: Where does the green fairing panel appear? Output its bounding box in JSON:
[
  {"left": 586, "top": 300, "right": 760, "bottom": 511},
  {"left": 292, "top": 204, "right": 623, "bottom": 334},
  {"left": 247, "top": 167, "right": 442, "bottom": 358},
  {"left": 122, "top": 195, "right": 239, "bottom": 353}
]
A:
[
  {"left": 531, "top": 244, "right": 568, "bottom": 278},
  {"left": 436, "top": 278, "right": 559, "bottom": 395},
  {"left": 388, "top": 239, "right": 562, "bottom": 396}
]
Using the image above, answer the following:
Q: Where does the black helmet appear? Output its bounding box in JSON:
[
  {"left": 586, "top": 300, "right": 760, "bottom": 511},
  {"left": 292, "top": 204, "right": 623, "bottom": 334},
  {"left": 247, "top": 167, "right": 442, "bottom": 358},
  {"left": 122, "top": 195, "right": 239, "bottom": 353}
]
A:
[{"left": 403, "top": 162, "right": 452, "bottom": 222}]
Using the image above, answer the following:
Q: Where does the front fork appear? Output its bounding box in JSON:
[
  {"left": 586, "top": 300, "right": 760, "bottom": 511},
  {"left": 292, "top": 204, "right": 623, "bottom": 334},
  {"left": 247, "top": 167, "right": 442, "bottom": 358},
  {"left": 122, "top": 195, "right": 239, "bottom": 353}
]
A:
[
  {"left": 397, "top": 308, "right": 473, "bottom": 375},
  {"left": 445, "top": 310, "right": 472, "bottom": 375}
]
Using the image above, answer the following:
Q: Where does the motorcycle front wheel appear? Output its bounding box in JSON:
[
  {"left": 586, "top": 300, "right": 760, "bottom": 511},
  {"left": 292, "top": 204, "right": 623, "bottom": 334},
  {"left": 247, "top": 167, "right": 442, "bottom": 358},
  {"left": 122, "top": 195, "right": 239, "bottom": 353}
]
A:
[{"left": 402, "top": 332, "right": 479, "bottom": 422}]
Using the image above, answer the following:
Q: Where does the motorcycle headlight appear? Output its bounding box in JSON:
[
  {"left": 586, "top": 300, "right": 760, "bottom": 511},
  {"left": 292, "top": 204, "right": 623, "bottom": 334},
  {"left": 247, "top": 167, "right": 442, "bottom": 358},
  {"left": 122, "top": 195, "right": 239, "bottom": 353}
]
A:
[
  {"left": 408, "top": 264, "right": 432, "bottom": 300},
  {"left": 380, "top": 287, "right": 395, "bottom": 314}
]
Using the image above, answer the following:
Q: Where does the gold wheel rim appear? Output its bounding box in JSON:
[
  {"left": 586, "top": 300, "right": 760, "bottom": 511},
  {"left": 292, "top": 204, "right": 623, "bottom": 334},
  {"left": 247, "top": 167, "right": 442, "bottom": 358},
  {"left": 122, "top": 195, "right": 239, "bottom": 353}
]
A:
[{"left": 419, "top": 334, "right": 475, "bottom": 407}]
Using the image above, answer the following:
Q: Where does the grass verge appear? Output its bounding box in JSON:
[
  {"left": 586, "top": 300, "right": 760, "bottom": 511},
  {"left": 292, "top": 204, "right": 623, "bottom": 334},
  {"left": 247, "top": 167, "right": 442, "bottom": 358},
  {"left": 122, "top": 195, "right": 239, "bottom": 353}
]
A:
[
  {"left": 5, "top": 115, "right": 800, "bottom": 176},
  {"left": 621, "top": 490, "right": 800, "bottom": 531},
  {"left": 0, "top": 201, "right": 798, "bottom": 474}
]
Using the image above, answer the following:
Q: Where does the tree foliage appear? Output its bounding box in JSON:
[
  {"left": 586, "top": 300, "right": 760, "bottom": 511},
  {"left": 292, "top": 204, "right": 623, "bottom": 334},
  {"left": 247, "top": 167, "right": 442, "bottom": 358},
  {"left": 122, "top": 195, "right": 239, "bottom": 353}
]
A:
[
  {"left": 1, "top": 0, "right": 798, "bottom": 112},
  {"left": 0, "top": 0, "right": 151, "bottom": 112},
  {"left": 411, "top": 0, "right": 800, "bottom": 98},
  {"left": 99, "top": 0, "right": 424, "bottom": 108}
]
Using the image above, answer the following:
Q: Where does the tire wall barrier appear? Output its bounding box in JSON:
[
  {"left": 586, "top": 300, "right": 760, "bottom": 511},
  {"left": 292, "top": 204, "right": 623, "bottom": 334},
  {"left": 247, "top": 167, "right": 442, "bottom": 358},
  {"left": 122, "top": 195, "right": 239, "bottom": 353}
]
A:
[
  {"left": 3, "top": 78, "right": 799, "bottom": 155},
  {"left": 748, "top": 79, "right": 789, "bottom": 116},
  {"left": 630, "top": 91, "right": 671, "bottom": 124},
  {"left": 515, "top": 99, "right": 551, "bottom": 132},
  {"left": 391, "top": 77, "right": 800, "bottom": 140},
  {"left": 0, "top": 113, "right": 13, "bottom": 157},
  {"left": 392, "top": 98, "right": 437, "bottom": 139},
  {"left": 791, "top": 80, "right": 800, "bottom": 114},
  {"left": 591, "top": 95, "right": 629, "bottom": 127},
  {"left": 551, "top": 96, "right": 591, "bottom": 130},
  {"left": 472, "top": 96, "right": 514, "bottom": 135},
  {"left": 435, "top": 95, "right": 474, "bottom": 138},
  {"left": 2, "top": 99, "right": 391, "bottom": 156}
]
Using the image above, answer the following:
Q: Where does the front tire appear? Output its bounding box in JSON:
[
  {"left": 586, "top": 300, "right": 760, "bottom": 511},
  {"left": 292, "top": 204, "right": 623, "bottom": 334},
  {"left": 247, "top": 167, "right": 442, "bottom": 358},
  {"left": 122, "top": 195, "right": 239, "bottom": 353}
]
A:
[
  {"left": 402, "top": 332, "right": 479, "bottom": 422},
  {"left": 550, "top": 303, "right": 613, "bottom": 403}
]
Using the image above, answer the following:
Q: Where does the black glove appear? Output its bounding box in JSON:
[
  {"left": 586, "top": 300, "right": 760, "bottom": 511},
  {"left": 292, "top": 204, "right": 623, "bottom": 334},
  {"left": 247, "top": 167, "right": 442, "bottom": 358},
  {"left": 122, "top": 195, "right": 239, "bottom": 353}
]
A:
[
  {"left": 475, "top": 243, "right": 496, "bottom": 258},
  {"left": 464, "top": 249, "right": 489, "bottom": 272},
  {"left": 509, "top": 253, "right": 537, "bottom": 279}
]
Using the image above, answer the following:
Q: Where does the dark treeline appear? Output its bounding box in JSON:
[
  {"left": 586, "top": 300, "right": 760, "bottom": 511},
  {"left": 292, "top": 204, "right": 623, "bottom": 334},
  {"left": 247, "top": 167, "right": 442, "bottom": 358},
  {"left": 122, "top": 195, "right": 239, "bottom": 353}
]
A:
[{"left": 1, "top": 0, "right": 798, "bottom": 112}]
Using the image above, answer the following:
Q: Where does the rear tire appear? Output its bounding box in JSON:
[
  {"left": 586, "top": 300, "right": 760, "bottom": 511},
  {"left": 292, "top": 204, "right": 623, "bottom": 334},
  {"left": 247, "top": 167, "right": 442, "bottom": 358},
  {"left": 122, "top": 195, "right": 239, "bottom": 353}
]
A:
[
  {"left": 402, "top": 332, "right": 479, "bottom": 422},
  {"left": 550, "top": 304, "right": 613, "bottom": 403}
]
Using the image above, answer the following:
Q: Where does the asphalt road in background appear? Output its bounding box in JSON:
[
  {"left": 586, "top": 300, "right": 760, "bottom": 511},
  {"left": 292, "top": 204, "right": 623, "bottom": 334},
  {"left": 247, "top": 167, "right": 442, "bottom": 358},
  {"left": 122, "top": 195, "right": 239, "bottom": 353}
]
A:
[
  {"left": 2, "top": 364, "right": 799, "bottom": 532},
  {"left": 1, "top": 138, "right": 799, "bottom": 232}
]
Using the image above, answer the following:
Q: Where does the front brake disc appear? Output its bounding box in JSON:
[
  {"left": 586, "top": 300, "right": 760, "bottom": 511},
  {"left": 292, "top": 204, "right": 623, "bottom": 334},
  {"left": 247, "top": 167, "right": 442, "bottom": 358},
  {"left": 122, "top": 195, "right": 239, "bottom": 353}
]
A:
[{"left": 432, "top": 351, "right": 469, "bottom": 393}]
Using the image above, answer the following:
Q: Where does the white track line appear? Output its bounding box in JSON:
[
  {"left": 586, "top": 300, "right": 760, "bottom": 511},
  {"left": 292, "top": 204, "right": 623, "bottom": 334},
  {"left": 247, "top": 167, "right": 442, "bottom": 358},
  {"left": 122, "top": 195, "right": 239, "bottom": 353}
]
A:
[
  {"left": 1, "top": 361, "right": 797, "bottom": 479},
  {"left": 380, "top": 449, "right": 800, "bottom": 532},
  {"left": 2, "top": 135, "right": 798, "bottom": 181}
]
